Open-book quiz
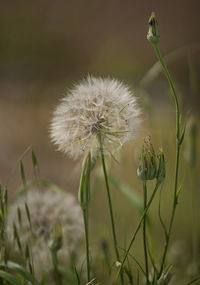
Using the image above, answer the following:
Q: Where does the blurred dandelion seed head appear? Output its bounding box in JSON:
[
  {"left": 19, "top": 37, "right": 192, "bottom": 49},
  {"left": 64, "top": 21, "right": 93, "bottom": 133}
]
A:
[
  {"left": 6, "top": 188, "right": 84, "bottom": 277},
  {"left": 50, "top": 76, "right": 141, "bottom": 159}
]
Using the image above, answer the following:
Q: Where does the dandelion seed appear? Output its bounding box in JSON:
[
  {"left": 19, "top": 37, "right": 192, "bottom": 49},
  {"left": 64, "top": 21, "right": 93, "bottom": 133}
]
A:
[
  {"left": 50, "top": 76, "right": 141, "bottom": 159},
  {"left": 6, "top": 187, "right": 84, "bottom": 278}
]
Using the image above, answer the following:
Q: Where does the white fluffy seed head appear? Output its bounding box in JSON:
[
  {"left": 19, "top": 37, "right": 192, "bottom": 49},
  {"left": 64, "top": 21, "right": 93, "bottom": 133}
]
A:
[
  {"left": 50, "top": 76, "right": 141, "bottom": 160},
  {"left": 6, "top": 188, "right": 84, "bottom": 277}
]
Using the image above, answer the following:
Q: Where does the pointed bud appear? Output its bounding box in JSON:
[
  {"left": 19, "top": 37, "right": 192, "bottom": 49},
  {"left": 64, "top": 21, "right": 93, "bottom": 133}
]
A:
[
  {"left": 157, "top": 149, "right": 166, "bottom": 183},
  {"left": 78, "top": 150, "right": 91, "bottom": 209},
  {"left": 137, "top": 136, "right": 157, "bottom": 181},
  {"left": 147, "top": 12, "right": 160, "bottom": 44}
]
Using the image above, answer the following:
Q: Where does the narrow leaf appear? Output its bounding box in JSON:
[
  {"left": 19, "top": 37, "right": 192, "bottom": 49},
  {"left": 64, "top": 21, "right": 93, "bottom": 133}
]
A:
[
  {"left": 31, "top": 149, "right": 40, "bottom": 177},
  {"left": 0, "top": 270, "right": 23, "bottom": 285},
  {"left": 13, "top": 223, "right": 22, "bottom": 254},
  {"left": 17, "top": 208, "right": 22, "bottom": 227},
  {"left": 179, "top": 119, "right": 187, "bottom": 145},
  {"left": 20, "top": 160, "right": 26, "bottom": 187},
  {"left": 3, "top": 261, "right": 40, "bottom": 285},
  {"left": 25, "top": 203, "right": 32, "bottom": 230}
]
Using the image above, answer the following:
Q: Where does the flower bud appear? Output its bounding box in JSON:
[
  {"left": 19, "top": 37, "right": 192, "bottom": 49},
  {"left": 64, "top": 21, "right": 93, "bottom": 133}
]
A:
[
  {"left": 147, "top": 12, "right": 160, "bottom": 44},
  {"left": 156, "top": 148, "right": 166, "bottom": 183},
  {"left": 48, "top": 223, "right": 63, "bottom": 252},
  {"left": 78, "top": 150, "right": 91, "bottom": 209},
  {"left": 137, "top": 136, "right": 157, "bottom": 181}
]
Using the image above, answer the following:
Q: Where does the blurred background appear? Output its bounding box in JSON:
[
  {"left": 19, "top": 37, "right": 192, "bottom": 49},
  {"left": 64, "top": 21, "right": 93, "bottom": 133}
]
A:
[{"left": 0, "top": 1, "right": 200, "bottom": 281}]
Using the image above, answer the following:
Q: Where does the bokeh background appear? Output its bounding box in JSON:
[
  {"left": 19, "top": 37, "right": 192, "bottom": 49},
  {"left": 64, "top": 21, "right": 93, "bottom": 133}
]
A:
[{"left": 0, "top": 1, "right": 200, "bottom": 282}]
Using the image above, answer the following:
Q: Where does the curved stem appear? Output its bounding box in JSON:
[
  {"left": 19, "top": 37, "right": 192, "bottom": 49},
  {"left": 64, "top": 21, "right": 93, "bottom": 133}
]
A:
[
  {"left": 159, "top": 144, "right": 180, "bottom": 275},
  {"left": 118, "top": 181, "right": 161, "bottom": 278},
  {"left": 99, "top": 138, "right": 124, "bottom": 284},
  {"left": 152, "top": 43, "right": 181, "bottom": 277},
  {"left": 153, "top": 44, "right": 180, "bottom": 139},
  {"left": 143, "top": 182, "right": 149, "bottom": 284}
]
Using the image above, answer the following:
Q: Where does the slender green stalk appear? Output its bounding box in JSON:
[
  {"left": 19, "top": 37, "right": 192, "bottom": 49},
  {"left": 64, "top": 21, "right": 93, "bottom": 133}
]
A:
[
  {"left": 118, "top": 180, "right": 161, "bottom": 278},
  {"left": 152, "top": 43, "right": 182, "bottom": 277},
  {"left": 100, "top": 151, "right": 119, "bottom": 260},
  {"left": 78, "top": 151, "right": 91, "bottom": 283},
  {"left": 142, "top": 182, "right": 149, "bottom": 284},
  {"left": 83, "top": 208, "right": 90, "bottom": 282},
  {"left": 51, "top": 250, "right": 62, "bottom": 285},
  {"left": 153, "top": 44, "right": 180, "bottom": 139},
  {"left": 99, "top": 138, "right": 124, "bottom": 284}
]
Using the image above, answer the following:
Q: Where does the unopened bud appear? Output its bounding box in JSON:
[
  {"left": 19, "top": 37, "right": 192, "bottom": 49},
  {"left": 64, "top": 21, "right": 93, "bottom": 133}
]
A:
[
  {"left": 147, "top": 12, "right": 160, "bottom": 45},
  {"left": 157, "top": 149, "right": 166, "bottom": 183},
  {"left": 48, "top": 223, "right": 63, "bottom": 252},
  {"left": 137, "top": 136, "right": 157, "bottom": 181},
  {"left": 78, "top": 150, "right": 91, "bottom": 209}
]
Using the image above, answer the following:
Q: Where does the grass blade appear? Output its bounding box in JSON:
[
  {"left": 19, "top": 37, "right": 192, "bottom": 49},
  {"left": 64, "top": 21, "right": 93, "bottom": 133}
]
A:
[
  {"left": 20, "top": 160, "right": 26, "bottom": 188},
  {"left": 2, "top": 261, "right": 40, "bottom": 285},
  {"left": 0, "top": 270, "right": 23, "bottom": 285},
  {"left": 31, "top": 149, "right": 40, "bottom": 177}
]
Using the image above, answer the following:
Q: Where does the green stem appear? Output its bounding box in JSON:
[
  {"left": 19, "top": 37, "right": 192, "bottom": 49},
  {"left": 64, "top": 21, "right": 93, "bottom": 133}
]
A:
[
  {"left": 152, "top": 43, "right": 181, "bottom": 277},
  {"left": 100, "top": 142, "right": 124, "bottom": 284},
  {"left": 83, "top": 208, "right": 90, "bottom": 282},
  {"left": 153, "top": 44, "right": 180, "bottom": 139},
  {"left": 143, "top": 182, "right": 149, "bottom": 284},
  {"left": 51, "top": 250, "right": 62, "bottom": 285},
  {"left": 118, "top": 181, "right": 161, "bottom": 278}
]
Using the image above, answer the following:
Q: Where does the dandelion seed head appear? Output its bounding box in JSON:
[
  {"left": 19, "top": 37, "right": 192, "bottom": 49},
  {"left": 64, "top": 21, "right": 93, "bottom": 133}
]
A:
[
  {"left": 6, "top": 188, "right": 84, "bottom": 277},
  {"left": 50, "top": 76, "right": 141, "bottom": 159}
]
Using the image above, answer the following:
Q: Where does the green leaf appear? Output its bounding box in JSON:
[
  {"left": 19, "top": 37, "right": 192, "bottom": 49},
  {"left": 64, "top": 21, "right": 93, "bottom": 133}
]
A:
[
  {"left": 179, "top": 118, "right": 187, "bottom": 145},
  {"left": 187, "top": 276, "right": 200, "bottom": 285},
  {"left": 31, "top": 149, "right": 40, "bottom": 177},
  {"left": 74, "top": 266, "right": 80, "bottom": 285},
  {"left": 2, "top": 262, "right": 40, "bottom": 285},
  {"left": 158, "top": 188, "right": 168, "bottom": 240},
  {"left": 13, "top": 223, "right": 22, "bottom": 254},
  {"left": 20, "top": 160, "right": 26, "bottom": 187},
  {"left": 25, "top": 203, "right": 32, "bottom": 230},
  {"left": 0, "top": 270, "right": 23, "bottom": 285}
]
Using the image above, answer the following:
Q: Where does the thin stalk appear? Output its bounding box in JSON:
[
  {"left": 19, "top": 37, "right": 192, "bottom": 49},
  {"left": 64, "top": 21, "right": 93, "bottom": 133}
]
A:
[
  {"left": 99, "top": 138, "right": 124, "bottom": 284},
  {"left": 83, "top": 208, "right": 90, "bottom": 282},
  {"left": 143, "top": 182, "right": 149, "bottom": 284},
  {"left": 118, "top": 180, "right": 161, "bottom": 278},
  {"left": 78, "top": 151, "right": 91, "bottom": 282},
  {"left": 152, "top": 43, "right": 181, "bottom": 277},
  {"left": 51, "top": 250, "right": 62, "bottom": 285},
  {"left": 153, "top": 44, "right": 180, "bottom": 139}
]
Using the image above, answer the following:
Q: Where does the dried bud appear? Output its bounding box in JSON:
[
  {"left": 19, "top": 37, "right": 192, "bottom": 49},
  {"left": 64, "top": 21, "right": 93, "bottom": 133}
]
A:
[
  {"left": 147, "top": 12, "right": 160, "bottom": 44},
  {"left": 137, "top": 136, "right": 157, "bottom": 181},
  {"left": 48, "top": 223, "right": 63, "bottom": 252},
  {"left": 157, "top": 148, "right": 166, "bottom": 183}
]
